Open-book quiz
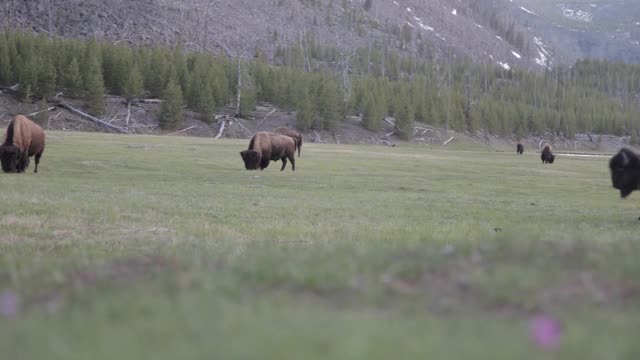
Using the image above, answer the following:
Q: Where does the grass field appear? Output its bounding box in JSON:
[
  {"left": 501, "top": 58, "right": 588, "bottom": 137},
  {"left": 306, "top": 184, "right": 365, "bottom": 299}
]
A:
[{"left": 1, "top": 131, "right": 640, "bottom": 359}]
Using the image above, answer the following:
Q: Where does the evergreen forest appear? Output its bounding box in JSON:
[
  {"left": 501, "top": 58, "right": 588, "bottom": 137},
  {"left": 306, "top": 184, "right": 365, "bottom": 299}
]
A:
[{"left": 0, "top": 31, "right": 639, "bottom": 140}]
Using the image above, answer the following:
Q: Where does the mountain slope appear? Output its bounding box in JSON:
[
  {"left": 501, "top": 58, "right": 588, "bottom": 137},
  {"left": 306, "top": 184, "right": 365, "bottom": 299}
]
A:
[
  {"left": 506, "top": 0, "right": 640, "bottom": 63},
  {"left": 2, "top": 0, "right": 538, "bottom": 70}
]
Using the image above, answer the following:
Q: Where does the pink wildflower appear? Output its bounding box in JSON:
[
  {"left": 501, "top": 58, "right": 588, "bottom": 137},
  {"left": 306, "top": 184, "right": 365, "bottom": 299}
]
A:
[
  {"left": 529, "top": 314, "right": 562, "bottom": 350},
  {"left": 0, "top": 290, "right": 19, "bottom": 318}
]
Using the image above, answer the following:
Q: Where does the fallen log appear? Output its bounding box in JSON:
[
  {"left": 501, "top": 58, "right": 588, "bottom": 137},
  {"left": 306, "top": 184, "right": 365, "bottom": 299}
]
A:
[
  {"left": 256, "top": 108, "right": 276, "bottom": 130},
  {"left": 125, "top": 101, "right": 132, "bottom": 131},
  {"left": 133, "top": 99, "right": 164, "bottom": 105},
  {"left": 27, "top": 107, "right": 56, "bottom": 117},
  {"left": 234, "top": 118, "right": 251, "bottom": 135},
  {"left": 442, "top": 136, "right": 454, "bottom": 146},
  {"left": 55, "top": 101, "right": 128, "bottom": 134},
  {"left": 215, "top": 120, "right": 226, "bottom": 139},
  {"left": 0, "top": 84, "right": 20, "bottom": 96},
  {"left": 383, "top": 117, "right": 395, "bottom": 127},
  {"left": 166, "top": 126, "right": 197, "bottom": 136}
]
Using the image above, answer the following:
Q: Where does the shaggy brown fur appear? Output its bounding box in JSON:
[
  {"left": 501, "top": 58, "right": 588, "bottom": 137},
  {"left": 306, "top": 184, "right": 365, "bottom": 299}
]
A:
[
  {"left": 0, "top": 115, "right": 45, "bottom": 173},
  {"left": 516, "top": 143, "right": 524, "bottom": 155},
  {"left": 240, "top": 132, "right": 296, "bottom": 171},
  {"left": 541, "top": 144, "right": 555, "bottom": 164},
  {"left": 609, "top": 148, "right": 640, "bottom": 198},
  {"left": 273, "top": 127, "right": 303, "bottom": 157}
]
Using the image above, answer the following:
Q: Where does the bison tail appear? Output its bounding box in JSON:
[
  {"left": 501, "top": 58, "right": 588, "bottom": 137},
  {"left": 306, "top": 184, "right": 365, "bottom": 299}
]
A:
[{"left": 298, "top": 136, "right": 302, "bottom": 157}]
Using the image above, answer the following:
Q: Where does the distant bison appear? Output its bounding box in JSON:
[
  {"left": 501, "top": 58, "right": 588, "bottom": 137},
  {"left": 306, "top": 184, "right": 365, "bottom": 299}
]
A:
[
  {"left": 541, "top": 144, "right": 555, "bottom": 164},
  {"left": 609, "top": 148, "right": 640, "bottom": 198},
  {"left": 273, "top": 127, "right": 302, "bottom": 157},
  {"left": 240, "top": 131, "right": 296, "bottom": 171},
  {"left": 0, "top": 115, "right": 45, "bottom": 173},
  {"left": 516, "top": 143, "right": 524, "bottom": 155}
]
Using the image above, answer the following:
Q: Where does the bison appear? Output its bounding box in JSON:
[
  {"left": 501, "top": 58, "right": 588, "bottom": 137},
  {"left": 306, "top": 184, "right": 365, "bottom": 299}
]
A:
[
  {"left": 609, "top": 148, "right": 640, "bottom": 198},
  {"left": 240, "top": 131, "right": 296, "bottom": 171},
  {"left": 273, "top": 127, "right": 303, "bottom": 157},
  {"left": 516, "top": 143, "right": 524, "bottom": 155},
  {"left": 0, "top": 115, "right": 45, "bottom": 173},
  {"left": 541, "top": 144, "right": 555, "bottom": 164}
]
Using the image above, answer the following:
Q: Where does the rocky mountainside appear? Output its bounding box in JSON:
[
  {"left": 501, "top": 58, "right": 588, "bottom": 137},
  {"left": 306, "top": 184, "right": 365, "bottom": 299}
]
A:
[
  {"left": 506, "top": 0, "right": 640, "bottom": 63},
  {"left": 4, "top": 0, "right": 639, "bottom": 69},
  {"left": 2, "top": 0, "right": 540, "bottom": 70}
]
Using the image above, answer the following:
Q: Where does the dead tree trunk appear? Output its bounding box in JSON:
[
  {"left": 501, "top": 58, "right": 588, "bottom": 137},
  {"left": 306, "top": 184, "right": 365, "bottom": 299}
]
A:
[
  {"left": 215, "top": 119, "right": 226, "bottom": 139},
  {"left": 235, "top": 58, "right": 242, "bottom": 118},
  {"left": 56, "top": 101, "right": 127, "bottom": 134},
  {"left": 47, "top": 0, "right": 53, "bottom": 37},
  {"left": 125, "top": 101, "right": 132, "bottom": 132}
]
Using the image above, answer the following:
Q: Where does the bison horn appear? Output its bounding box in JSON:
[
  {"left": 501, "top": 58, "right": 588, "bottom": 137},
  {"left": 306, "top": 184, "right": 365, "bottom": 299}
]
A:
[{"left": 621, "top": 150, "right": 630, "bottom": 166}]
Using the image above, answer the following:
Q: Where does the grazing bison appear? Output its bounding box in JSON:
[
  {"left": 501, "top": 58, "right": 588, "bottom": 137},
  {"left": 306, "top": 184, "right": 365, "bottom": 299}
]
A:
[
  {"left": 541, "top": 144, "right": 555, "bottom": 164},
  {"left": 240, "top": 131, "right": 296, "bottom": 171},
  {"left": 516, "top": 143, "right": 524, "bottom": 155},
  {"left": 273, "top": 127, "right": 303, "bottom": 157},
  {"left": 0, "top": 115, "right": 45, "bottom": 173},
  {"left": 609, "top": 148, "right": 640, "bottom": 198}
]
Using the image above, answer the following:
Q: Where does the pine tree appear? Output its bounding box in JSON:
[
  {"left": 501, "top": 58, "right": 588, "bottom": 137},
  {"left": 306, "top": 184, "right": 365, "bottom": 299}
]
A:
[
  {"left": 239, "top": 86, "right": 256, "bottom": 117},
  {"left": 145, "top": 48, "right": 169, "bottom": 98},
  {"left": 188, "top": 58, "right": 215, "bottom": 122},
  {"left": 394, "top": 90, "right": 414, "bottom": 139},
  {"left": 159, "top": 79, "right": 184, "bottom": 129},
  {"left": 6, "top": 33, "right": 20, "bottom": 85},
  {"left": 18, "top": 55, "right": 38, "bottom": 101},
  {"left": 295, "top": 90, "right": 314, "bottom": 130},
  {"left": 209, "top": 61, "right": 229, "bottom": 107},
  {"left": 123, "top": 63, "right": 144, "bottom": 101},
  {"left": 63, "top": 57, "right": 83, "bottom": 97},
  {"left": 84, "top": 55, "right": 106, "bottom": 115},
  {"left": 0, "top": 34, "right": 11, "bottom": 85},
  {"left": 363, "top": 92, "right": 383, "bottom": 131},
  {"left": 21, "top": 84, "right": 32, "bottom": 104},
  {"left": 172, "top": 41, "right": 189, "bottom": 94},
  {"left": 316, "top": 77, "right": 341, "bottom": 129},
  {"left": 37, "top": 54, "right": 57, "bottom": 98}
]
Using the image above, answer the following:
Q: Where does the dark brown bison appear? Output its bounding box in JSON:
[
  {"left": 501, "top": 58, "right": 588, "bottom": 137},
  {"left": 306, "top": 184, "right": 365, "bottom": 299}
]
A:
[
  {"left": 240, "top": 131, "right": 296, "bottom": 171},
  {"left": 0, "top": 115, "right": 45, "bottom": 173},
  {"left": 541, "top": 144, "right": 555, "bottom": 164},
  {"left": 516, "top": 143, "right": 524, "bottom": 155},
  {"left": 609, "top": 148, "right": 640, "bottom": 198},
  {"left": 273, "top": 127, "right": 302, "bottom": 157}
]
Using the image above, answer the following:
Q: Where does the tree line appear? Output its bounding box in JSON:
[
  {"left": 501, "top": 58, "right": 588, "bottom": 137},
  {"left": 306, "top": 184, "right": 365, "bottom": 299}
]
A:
[{"left": 0, "top": 30, "right": 638, "bottom": 139}]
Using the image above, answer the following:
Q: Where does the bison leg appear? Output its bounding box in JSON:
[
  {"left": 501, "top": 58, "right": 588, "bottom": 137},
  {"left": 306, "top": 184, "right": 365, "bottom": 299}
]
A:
[
  {"left": 260, "top": 158, "right": 270, "bottom": 170},
  {"left": 34, "top": 152, "right": 42, "bottom": 173},
  {"left": 289, "top": 153, "right": 295, "bottom": 171},
  {"left": 280, "top": 157, "right": 287, "bottom": 171},
  {"left": 17, "top": 153, "right": 29, "bottom": 173}
]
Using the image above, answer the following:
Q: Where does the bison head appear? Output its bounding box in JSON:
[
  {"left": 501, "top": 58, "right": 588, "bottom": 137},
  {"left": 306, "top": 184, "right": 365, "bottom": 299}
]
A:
[
  {"left": 0, "top": 145, "right": 20, "bottom": 173},
  {"left": 240, "top": 149, "right": 261, "bottom": 170},
  {"left": 548, "top": 154, "right": 555, "bottom": 164},
  {"left": 610, "top": 148, "right": 640, "bottom": 198}
]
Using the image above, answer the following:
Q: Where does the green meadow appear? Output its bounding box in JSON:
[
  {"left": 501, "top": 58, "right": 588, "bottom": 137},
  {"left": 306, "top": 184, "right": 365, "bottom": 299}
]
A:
[{"left": 1, "top": 131, "right": 639, "bottom": 359}]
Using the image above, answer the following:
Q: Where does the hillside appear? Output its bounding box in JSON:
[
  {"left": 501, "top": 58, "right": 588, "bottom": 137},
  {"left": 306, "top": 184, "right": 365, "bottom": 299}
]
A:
[
  {"left": 3, "top": 0, "right": 538, "bottom": 70},
  {"left": 506, "top": 0, "right": 640, "bottom": 63},
  {"left": 2, "top": 2, "right": 640, "bottom": 147},
  {"left": 5, "top": 1, "right": 640, "bottom": 68}
]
